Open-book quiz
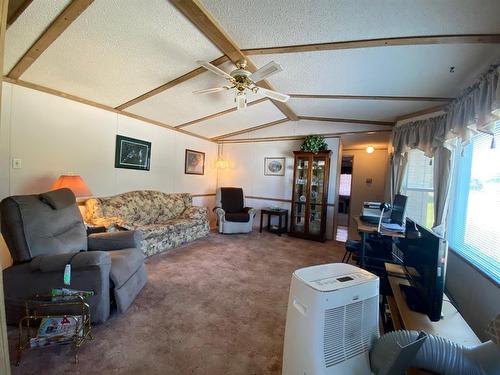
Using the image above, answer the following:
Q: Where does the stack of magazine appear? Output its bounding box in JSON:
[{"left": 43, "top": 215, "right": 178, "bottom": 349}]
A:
[{"left": 30, "top": 315, "right": 83, "bottom": 348}]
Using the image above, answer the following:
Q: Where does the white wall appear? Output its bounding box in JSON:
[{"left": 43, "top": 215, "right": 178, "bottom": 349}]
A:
[
  {"left": 0, "top": 82, "right": 218, "bottom": 268},
  {"left": 218, "top": 138, "right": 340, "bottom": 239}
]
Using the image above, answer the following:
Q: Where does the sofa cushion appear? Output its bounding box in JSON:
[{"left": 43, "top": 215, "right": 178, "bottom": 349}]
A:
[
  {"left": 140, "top": 219, "right": 205, "bottom": 240},
  {"left": 220, "top": 188, "right": 244, "bottom": 213},
  {"left": 109, "top": 248, "right": 145, "bottom": 289},
  {"left": 225, "top": 212, "right": 250, "bottom": 223}
]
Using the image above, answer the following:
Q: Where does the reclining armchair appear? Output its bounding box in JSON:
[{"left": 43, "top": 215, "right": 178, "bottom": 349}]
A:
[
  {"left": 214, "top": 187, "right": 256, "bottom": 234},
  {"left": 0, "top": 188, "right": 147, "bottom": 324}
]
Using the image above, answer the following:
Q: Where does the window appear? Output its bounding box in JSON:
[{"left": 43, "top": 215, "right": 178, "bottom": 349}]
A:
[
  {"left": 448, "top": 123, "right": 500, "bottom": 283},
  {"left": 402, "top": 149, "right": 434, "bottom": 228}
]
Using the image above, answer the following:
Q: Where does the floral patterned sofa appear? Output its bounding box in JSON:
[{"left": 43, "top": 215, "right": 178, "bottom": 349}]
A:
[{"left": 84, "top": 191, "right": 209, "bottom": 257}]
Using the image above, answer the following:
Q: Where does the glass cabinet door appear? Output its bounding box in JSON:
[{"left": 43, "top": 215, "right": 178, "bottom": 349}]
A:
[
  {"left": 309, "top": 156, "right": 326, "bottom": 235},
  {"left": 293, "top": 157, "right": 309, "bottom": 233}
]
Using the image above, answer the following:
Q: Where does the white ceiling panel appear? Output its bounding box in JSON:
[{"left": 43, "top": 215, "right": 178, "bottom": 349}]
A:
[
  {"left": 185, "top": 100, "right": 285, "bottom": 139},
  {"left": 20, "top": 0, "right": 222, "bottom": 107},
  {"left": 289, "top": 98, "right": 441, "bottom": 122},
  {"left": 252, "top": 45, "right": 500, "bottom": 98},
  {"left": 223, "top": 120, "right": 392, "bottom": 140},
  {"left": 127, "top": 61, "right": 266, "bottom": 126},
  {"left": 4, "top": 0, "right": 70, "bottom": 74},
  {"left": 200, "top": 0, "right": 500, "bottom": 49}
]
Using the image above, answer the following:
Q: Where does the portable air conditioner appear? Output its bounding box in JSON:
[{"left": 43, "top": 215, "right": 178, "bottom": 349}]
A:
[{"left": 282, "top": 263, "right": 379, "bottom": 375}]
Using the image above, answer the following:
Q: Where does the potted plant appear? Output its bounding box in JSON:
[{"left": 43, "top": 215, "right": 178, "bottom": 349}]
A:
[{"left": 300, "top": 135, "right": 328, "bottom": 153}]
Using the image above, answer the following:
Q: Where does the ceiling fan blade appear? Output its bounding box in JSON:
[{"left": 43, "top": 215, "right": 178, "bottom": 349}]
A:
[
  {"left": 248, "top": 61, "right": 283, "bottom": 83},
  {"left": 256, "top": 87, "right": 290, "bottom": 102},
  {"left": 193, "top": 87, "right": 227, "bottom": 95},
  {"left": 235, "top": 93, "right": 247, "bottom": 110},
  {"left": 196, "top": 60, "right": 233, "bottom": 80}
]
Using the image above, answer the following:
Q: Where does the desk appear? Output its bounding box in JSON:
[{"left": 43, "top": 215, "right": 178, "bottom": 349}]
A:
[
  {"left": 385, "top": 263, "right": 480, "bottom": 374},
  {"left": 354, "top": 216, "right": 405, "bottom": 268}
]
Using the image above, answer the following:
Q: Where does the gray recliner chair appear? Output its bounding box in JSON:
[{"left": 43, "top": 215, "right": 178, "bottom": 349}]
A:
[
  {"left": 0, "top": 188, "right": 147, "bottom": 324},
  {"left": 214, "top": 187, "right": 256, "bottom": 234}
]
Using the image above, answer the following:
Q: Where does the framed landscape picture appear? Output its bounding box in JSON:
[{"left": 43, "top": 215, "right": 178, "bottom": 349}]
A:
[
  {"left": 264, "top": 157, "right": 286, "bottom": 176},
  {"left": 115, "top": 135, "right": 151, "bottom": 171},
  {"left": 185, "top": 149, "right": 205, "bottom": 175}
]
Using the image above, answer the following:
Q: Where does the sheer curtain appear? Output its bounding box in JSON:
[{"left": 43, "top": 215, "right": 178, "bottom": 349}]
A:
[{"left": 390, "top": 64, "right": 500, "bottom": 235}]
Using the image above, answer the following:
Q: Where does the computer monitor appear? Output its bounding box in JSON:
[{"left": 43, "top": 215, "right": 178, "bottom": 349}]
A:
[{"left": 391, "top": 194, "right": 407, "bottom": 225}]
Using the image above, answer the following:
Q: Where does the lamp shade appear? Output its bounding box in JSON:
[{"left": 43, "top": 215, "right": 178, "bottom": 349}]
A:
[{"left": 51, "top": 175, "right": 91, "bottom": 197}]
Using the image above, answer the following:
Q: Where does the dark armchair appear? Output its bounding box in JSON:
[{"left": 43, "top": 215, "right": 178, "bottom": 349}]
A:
[
  {"left": 214, "top": 187, "right": 256, "bottom": 234},
  {"left": 0, "top": 188, "right": 147, "bottom": 324}
]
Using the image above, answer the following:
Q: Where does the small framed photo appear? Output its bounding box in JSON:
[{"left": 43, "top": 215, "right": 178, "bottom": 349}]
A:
[
  {"left": 185, "top": 149, "right": 205, "bottom": 175},
  {"left": 115, "top": 135, "right": 151, "bottom": 171},
  {"left": 264, "top": 157, "right": 286, "bottom": 176}
]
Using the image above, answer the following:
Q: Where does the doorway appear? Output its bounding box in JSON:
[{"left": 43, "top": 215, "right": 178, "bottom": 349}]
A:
[{"left": 335, "top": 155, "right": 354, "bottom": 242}]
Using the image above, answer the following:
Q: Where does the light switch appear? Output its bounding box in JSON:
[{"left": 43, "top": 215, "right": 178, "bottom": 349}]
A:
[{"left": 12, "top": 158, "right": 22, "bottom": 169}]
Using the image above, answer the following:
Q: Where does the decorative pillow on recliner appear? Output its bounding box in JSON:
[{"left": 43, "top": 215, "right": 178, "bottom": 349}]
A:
[
  {"left": 39, "top": 188, "right": 76, "bottom": 210},
  {"left": 221, "top": 188, "right": 244, "bottom": 213}
]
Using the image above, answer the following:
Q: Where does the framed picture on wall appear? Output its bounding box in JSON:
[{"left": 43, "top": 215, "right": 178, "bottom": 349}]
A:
[
  {"left": 114, "top": 135, "right": 151, "bottom": 171},
  {"left": 185, "top": 149, "right": 205, "bottom": 175},
  {"left": 264, "top": 157, "right": 286, "bottom": 176}
]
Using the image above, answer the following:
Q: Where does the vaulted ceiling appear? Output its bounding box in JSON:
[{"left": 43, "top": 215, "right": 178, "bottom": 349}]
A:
[{"left": 4, "top": 0, "right": 500, "bottom": 145}]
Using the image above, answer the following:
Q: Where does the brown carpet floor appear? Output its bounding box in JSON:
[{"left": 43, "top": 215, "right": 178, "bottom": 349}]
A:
[{"left": 8, "top": 231, "right": 344, "bottom": 374}]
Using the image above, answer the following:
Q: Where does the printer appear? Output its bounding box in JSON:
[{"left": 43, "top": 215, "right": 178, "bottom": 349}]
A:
[{"left": 361, "top": 201, "right": 390, "bottom": 224}]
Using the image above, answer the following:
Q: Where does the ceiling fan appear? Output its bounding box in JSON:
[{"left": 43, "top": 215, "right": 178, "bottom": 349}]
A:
[{"left": 193, "top": 59, "right": 290, "bottom": 110}]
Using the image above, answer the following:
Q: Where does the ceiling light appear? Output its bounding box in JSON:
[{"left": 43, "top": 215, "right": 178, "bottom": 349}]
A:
[{"left": 366, "top": 146, "right": 375, "bottom": 154}]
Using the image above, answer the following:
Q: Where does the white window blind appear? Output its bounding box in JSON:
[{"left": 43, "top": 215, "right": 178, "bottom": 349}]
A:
[
  {"left": 448, "top": 123, "right": 500, "bottom": 283},
  {"left": 402, "top": 149, "right": 434, "bottom": 228}
]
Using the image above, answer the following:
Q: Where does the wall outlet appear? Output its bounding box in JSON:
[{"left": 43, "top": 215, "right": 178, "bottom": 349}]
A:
[{"left": 12, "top": 158, "right": 22, "bottom": 169}]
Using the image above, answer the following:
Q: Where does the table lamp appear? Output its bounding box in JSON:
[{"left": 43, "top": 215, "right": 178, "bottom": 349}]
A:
[{"left": 51, "top": 174, "right": 91, "bottom": 198}]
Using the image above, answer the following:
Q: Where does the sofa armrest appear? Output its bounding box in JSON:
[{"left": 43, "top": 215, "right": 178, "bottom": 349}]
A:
[
  {"left": 88, "top": 230, "right": 141, "bottom": 251},
  {"left": 180, "top": 206, "right": 208, "bottom": 221},
  {"left": 243, "top": 207, "right": 256, "bottom": 217},
  {"left": 30, "top": 251, "right": 111, "bottom": 273},
  {"left": 213, "top": 207, "right": 225, "bottom": 218},
  {"left": 88, "top": 216, "right": 134, "bottom": 231}
]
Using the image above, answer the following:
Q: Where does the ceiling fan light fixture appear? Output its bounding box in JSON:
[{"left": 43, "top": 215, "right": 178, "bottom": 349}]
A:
[{"left": 235, "top": 92, "right": 247, "bottom": 110}]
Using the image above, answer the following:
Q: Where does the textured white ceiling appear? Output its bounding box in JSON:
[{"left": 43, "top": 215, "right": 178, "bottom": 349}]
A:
[
  {"left": 4, "top": 0, "right": 70, "bottom": 74},
  {"left": 200, "top": 0, "right": 500, "bottom": 49},
  {"left": 184, "top": 100, "right": 285, "bottom": 139},
  {"left": 127, "top": 61, "right": 266, "bottom": 126},
  {"left": 19, "top": 0, "right": 222, "bottom": 107},
  {"left": 223, "top": 119, "right": 392, "bottom": 140},
  {"left": 289, "top": 98, "right": 441, "bottom": 122},
  {"left": 252, "top": 45, "right": 500, "bottom": 98}
]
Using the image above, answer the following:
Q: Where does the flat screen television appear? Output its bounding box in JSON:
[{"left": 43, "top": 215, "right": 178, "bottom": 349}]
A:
[{"left": 395, "top": 218, "right": 448, "bottom": 322}]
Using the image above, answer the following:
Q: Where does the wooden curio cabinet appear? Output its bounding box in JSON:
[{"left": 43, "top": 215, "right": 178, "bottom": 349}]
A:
[{"left": 290, "top": 150, "right": 332, "bottom": 242}]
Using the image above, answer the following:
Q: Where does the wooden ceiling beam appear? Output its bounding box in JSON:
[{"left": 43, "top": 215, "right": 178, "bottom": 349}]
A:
[
  {"left": 395, "top": 105, "right": 447, "bottom": 123},
  {"left": 115, "top": 55, "right": 228, "bottom": 110},
  {"left": 242, "top": 34, "right": 500, "bottom": 55},
  {"left": 289, "top": 94, "right": 453, "bottom": 102},
  {"left": 169, "top": 0, "right": 298, "bottom": 121},
  {"left": 7, "top": 0, "right": 33, "bottom": 28},
  {"left": 213, "top": 118, "right": 289, "bottom": 140},
  {"left": 299, "top": 115, "right": 394, "bottom": 127},
  {"left": 176, "top": 97, "right": 268, "bottom": 128},
  {"left": 8, "top": 0, "right": 93, "bottom": 79}
]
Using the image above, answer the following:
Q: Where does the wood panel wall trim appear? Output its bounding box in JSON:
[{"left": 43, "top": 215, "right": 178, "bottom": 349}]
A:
[
  {"left": 213, "top": 117, "right": 288, "bottom": 140},
  {"left": 169, "top": 0, "right": 298, "bottom": 121},
  {"left": 115, "top": 55, "right": 229, "bottom": 110},
  {"left": 7, "top": 0, "right": 33, "bottom": 28},
  {"left": 242, "top": 34, "right": 500, "bottom": 55},
  {"left": 395, "top": 105, "right": 446, "bottom": 122},
  {"left": 289, "top": 94, "right": 453, "bottom": 102},
  {"left": 176, "top": 97, "right": 268, "bottom": 129},
  {"left": 191, "top": 193, "right": 216, "bottom": 197},
  {"left": 7, "top": 0, "right": 94, "bottom": 79},
  {"left": 245, "top": 195, "right": 336, "bottom": 207},
  {"left": 3, "top": 77, "right": 217, "bottom": 143},
  {"left": 299, "top": 115, "right": 395, "bottom": 126},
  {"left": 219, "top": 129, "right": 391, "bottom": 144}
]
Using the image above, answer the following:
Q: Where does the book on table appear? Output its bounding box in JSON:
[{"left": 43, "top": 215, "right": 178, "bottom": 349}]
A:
[{"left": 29, "top": 315, "right": 84, "bottom": 348}]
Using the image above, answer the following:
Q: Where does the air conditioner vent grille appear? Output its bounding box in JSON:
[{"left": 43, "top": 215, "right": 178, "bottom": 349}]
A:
[{"left": 323, "top": 296, "right": 379, "bottom": 368}]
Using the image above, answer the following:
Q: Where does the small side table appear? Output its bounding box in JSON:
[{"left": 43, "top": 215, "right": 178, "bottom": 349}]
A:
[{"left": 260, "top": 208, "right": 288, "bottom": 236}]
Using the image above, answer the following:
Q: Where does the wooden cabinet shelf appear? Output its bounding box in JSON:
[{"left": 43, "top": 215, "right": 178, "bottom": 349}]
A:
[{"left": 289, "top": 150, "right": 331, "bottom": 241}]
